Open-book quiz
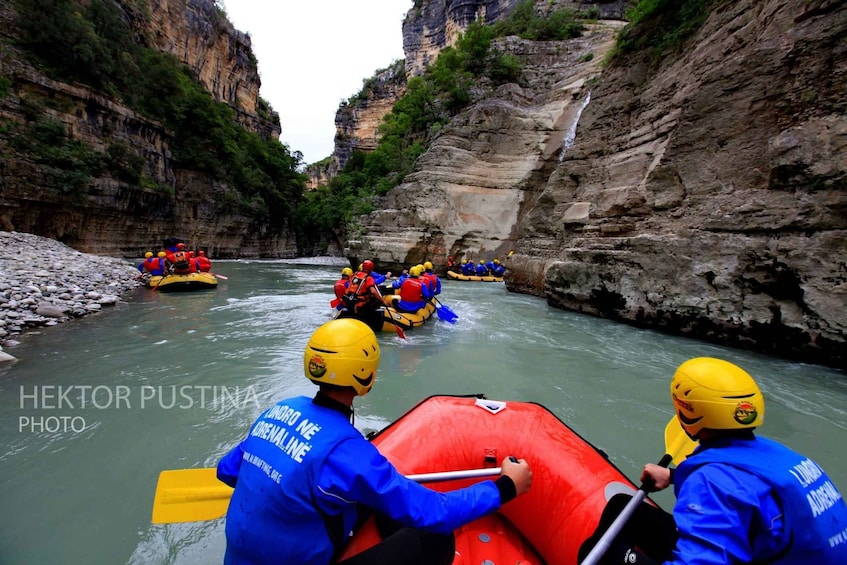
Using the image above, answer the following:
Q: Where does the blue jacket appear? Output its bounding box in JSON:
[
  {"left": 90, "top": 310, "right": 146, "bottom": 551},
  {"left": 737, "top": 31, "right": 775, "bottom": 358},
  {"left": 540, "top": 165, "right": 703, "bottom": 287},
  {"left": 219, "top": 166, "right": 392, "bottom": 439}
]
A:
[
  {"left": 461, "top": 263, "right": 475, "bottom": 275},
  {"left": 670, "top": 436, "right": 847, "bottom": 565},
  {"left": 474, "top": 264, "right": 488, "bottom": 276},
  {"left": 217, "top": 395, "right": 504, "bottom": 565},
  {"left": 424, "top": 270, "right": 442, "bottom": 294},
  {"left": 391, "top": 273, "right": 408, "bottom": 289}
]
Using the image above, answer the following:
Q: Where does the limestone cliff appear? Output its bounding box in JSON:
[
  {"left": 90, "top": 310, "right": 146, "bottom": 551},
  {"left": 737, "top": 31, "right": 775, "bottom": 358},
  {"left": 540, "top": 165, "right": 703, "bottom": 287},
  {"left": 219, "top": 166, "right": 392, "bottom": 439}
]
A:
[
  {"left": 348, "top": 0, "right": 847, "bottom": 368},
  {"left": 0, "top": 0, "right": 295, "bottom": 257},
  {"left": 402, "top": 0, "right": 629, "bottom": 76},
  {"left": 312, "top": 1, "right": 625, "bottom": 181},
  {"left": 306, "top": 60, "right": 407, "bottom": 187}
]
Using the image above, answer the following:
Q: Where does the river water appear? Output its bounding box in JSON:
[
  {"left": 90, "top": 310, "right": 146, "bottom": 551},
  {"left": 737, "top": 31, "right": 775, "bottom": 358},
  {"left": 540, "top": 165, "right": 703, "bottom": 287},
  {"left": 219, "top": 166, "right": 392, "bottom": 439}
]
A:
[{"left": 0, "top": 260, "right": 845, "bottom": 564}]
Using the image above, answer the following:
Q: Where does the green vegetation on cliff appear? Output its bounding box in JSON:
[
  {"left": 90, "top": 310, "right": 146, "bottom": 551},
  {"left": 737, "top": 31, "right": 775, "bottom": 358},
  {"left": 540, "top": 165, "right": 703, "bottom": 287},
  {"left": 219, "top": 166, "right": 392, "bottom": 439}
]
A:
[
  {"left": 616, "top": 0, "right": 714, "bottom": 60},
  {"left": 296, "top": 2, "right": 594, "bottom": 249},
  {"left": 10, "top": 0, "right": 304, "bottom": 224}
]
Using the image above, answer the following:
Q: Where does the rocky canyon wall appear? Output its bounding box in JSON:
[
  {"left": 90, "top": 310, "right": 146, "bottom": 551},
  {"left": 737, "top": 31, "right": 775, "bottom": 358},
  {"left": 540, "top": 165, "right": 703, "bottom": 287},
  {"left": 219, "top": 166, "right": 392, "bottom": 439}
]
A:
[
  {"left": 350, "top": 0, "right": 846, "bottom": 368},
  {"left": 0, "top": 0, "right": 295, "bottom": 258}
]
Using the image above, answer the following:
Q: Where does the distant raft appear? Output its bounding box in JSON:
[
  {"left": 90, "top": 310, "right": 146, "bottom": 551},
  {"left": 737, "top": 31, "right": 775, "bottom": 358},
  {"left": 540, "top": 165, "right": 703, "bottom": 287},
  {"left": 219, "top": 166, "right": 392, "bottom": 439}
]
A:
[
  {"left": 446, "top": 270, "right": 503, "bottom": 283},
  {"left": 147, "top": 272, "right": 218, "bottom": 292}
]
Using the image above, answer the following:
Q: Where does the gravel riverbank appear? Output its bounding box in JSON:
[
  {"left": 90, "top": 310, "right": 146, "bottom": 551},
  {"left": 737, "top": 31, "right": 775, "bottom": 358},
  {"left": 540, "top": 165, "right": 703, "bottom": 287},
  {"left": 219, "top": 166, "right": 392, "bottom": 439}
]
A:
[{"left": 0, "top": 231, "right": 142, "bottom": 360}]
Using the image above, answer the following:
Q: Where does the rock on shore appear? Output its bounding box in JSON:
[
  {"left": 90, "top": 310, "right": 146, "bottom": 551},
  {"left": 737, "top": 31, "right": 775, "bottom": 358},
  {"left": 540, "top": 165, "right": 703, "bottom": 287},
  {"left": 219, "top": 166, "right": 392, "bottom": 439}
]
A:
[{"left": 0, "top": 231, "right": 142, "bottom": 360}]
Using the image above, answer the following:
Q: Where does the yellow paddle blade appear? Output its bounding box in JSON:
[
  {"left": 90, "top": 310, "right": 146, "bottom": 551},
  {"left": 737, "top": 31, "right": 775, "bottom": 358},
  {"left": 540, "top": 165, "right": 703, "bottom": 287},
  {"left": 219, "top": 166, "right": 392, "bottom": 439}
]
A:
[
  {"left": 664, "top": 416, "right": 699, "bottom": 466},
  {"left": 151, "top": 468, "right": 232, "bottom": 524}
]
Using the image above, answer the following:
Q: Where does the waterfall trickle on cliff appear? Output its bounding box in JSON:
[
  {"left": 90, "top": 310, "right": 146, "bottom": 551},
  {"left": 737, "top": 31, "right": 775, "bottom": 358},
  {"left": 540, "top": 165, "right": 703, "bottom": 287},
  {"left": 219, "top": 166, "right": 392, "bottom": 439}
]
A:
[{"left": 559, "top": 92, "right": 591, "bottom": 162}]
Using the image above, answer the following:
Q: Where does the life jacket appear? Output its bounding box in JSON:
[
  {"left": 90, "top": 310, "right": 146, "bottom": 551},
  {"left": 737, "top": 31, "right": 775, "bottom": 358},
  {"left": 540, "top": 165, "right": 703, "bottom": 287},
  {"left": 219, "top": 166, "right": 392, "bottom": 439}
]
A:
[
  {"left": 399, "top": 278, "right": 425, "bottom": 303},
  {"left": 675, "top": 436, "right": 847, "bottom": 564},
  {"left": 196, "top": 256, "right": 212, "bottom": 272},
  {"left": 171, "top": 251, "right": 192, "bottom": 274},
  {"left": 142, "top": 257, "right": 160, "bottom": 274},
  {"left": 343, "top": 272, "right": 380, "bottom": 312},
  {"left": 420, "top": 272, "right": 436, "bottom": 292},
  {"left": 333, "top": 278, "right": 349, "bottom": 301}
]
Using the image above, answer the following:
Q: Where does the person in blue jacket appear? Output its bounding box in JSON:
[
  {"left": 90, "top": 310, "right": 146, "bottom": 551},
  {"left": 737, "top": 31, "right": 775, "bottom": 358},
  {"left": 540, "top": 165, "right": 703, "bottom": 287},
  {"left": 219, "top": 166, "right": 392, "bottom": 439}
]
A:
[
  {"left": 579, "top": 357, "right": 847, "bottom": 565},
  {"left": 396, "top": 265, "right": 432, "bottom": 312},
  {"left": 491, "top": 258, "right": 505, "bottom": 277},
  {"left": 217, "top": 318, "right": 532, "bottom": 565},
  {"left": 474, "top": 260, "right": 489, "bottom": 276},
  {"left": 461, "top": 259, "right": 475, "bottom": 276},
  {"left": 391, "top": 268, "right": 409, "bottom": 290}
]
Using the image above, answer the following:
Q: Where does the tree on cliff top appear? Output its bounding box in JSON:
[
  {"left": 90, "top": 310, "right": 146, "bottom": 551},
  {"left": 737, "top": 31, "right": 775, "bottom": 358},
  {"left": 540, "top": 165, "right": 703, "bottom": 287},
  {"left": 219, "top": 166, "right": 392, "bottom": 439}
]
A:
[{"left": 10, "top": 0, "right": 304, "bottom": 225}]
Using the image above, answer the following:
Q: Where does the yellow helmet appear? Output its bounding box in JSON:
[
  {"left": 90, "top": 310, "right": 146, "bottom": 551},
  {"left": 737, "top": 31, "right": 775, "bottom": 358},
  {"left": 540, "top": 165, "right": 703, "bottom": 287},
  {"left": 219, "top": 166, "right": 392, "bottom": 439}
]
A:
[
  {"left": 461, "top": 259, "right": 467, "bottom": 264},
  {"left": 144, "top": 251, "right": 153, "bottom": 258},
  {"left": 341, "top": 267, "right": 353, "bottom": 277},
  {"left": 493, "top": 259, "right": 500, "bottom": 264},
  {"left": 158, "top": 251, "right": 166, "bottom": 258},
  {"left": 409, "top": 265, "right": 422, "bottom": 277},
  {"left": 303, "top": 319, "right": 380, "bottom": 397},
  {"left": 424, "top": 261, "right": 433, "bottom": 270},
  {"left": 671, "top": 357, "right": 765, "bottom": 437}
]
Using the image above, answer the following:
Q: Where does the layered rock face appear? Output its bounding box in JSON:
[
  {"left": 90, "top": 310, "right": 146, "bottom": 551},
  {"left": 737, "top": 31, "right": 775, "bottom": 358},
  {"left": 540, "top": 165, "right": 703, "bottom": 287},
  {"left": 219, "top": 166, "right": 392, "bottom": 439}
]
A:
[
  {"left": 348, "top": 20, "right": 623, "bottom": 266},
  {"left": 307, "top": 61, "right": 407, "bottom": 186},
  {"left": 402, "top": 0, "right": 629, "bottom": 77},
  {"left": 0, "top": 0, "right": 294, "bottom": 257},
  {"left": 351, "top": 0, "right": 847, "bottom": 367},
  {"left": 511, "top": 0, "right": 846, "bottom": 367}
]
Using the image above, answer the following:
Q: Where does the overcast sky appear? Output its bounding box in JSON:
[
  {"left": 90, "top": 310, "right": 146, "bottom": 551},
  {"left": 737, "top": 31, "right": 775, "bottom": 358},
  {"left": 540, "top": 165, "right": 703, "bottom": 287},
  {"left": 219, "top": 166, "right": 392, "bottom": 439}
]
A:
[{"left": 221, "top": 1, "right": 411, "bottom": 165}]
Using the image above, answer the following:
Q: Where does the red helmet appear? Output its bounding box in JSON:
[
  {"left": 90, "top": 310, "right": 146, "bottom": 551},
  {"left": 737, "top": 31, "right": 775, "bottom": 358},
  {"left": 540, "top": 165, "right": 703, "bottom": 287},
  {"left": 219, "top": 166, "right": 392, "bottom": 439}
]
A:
[
  {"left": 198, "top": 250, "right": 205, "bottom": 256},
  {"left": 176, "top": 242, "right": 185, "bottom": 250},
  {"left": 362, "top": 259, "right": 375, "bottom": 271}
]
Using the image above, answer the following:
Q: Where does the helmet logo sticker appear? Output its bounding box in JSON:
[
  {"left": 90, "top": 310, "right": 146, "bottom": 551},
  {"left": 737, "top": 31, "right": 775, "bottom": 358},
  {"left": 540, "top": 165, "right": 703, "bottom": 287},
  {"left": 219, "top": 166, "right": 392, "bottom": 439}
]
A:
[
  {"left": 734, "top": 401, "right": 758, "bottom": 425},
  {"left": 308, "top": 355, "right": 327, "bottom": 378},
  {"left": 673, "top": 394, "right": 694, "bottom": 412}
]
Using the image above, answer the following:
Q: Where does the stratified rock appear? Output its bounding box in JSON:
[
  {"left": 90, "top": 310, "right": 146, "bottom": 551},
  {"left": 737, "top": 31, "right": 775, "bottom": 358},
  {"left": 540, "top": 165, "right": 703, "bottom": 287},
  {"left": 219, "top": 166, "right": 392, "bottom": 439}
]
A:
[{"left": 352, "top": 0, "right": 847, "bottom": 368}]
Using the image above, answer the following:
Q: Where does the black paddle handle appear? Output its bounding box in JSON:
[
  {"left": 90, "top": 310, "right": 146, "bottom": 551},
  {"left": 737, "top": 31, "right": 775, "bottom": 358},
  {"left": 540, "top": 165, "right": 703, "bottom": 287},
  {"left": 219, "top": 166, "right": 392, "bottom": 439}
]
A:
[{"left": 641, "top": 454, "right": 673, "bottom": 492}]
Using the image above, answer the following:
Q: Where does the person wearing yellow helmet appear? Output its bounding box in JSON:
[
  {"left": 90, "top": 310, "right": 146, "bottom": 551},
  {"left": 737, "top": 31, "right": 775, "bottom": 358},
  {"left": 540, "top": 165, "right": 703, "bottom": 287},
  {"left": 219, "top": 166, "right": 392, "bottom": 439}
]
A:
[
  {"left": 138, "top": 251, "right": 167, "bottom": 276},
  {"left": 217, "top": 319, "right": 533, "bottom": 565},
  {"left": 331, "top": 267, "right": 354, "bottom": 310},
  {"left": 474, "top": 260, "right": 488, "bottom": 277},
  {"left": 461, "top": 258, "right": 475, "bottom": 276},
  {"left": 137, "top": 251, "right": 153, "bottom": 274},
  {"left": 421, "top": 261, "right": 441, "bottom": 295},
  {"left": 580, "top": 357, "right": 847, "bottom": 565},
  {"left": 396, "top": 265, "right": 432, "bottom": 312},
  {"left": 490, "top": 258, "right": 505, "bottom": 277}
]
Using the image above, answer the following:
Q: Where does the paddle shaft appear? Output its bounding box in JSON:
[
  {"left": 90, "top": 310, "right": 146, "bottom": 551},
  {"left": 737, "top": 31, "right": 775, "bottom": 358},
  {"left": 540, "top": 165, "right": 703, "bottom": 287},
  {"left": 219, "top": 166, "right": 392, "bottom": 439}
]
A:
[
  {"left": 152, "top": 466, "right": 503, "bottom": 524},
  {"left": 580, "top": 454, "right": 673, "bottom": 565}
]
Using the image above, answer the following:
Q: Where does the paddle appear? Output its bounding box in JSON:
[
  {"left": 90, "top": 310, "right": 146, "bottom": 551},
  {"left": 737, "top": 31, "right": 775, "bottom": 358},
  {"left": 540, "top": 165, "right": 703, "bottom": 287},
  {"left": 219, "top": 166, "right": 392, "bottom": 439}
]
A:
[
  {"left": 579, "top": 416, "right": 698, "bottom": 565},
  {"left": 372, "top": 282, "right": 405, "bottom": 340},
  {"left": 152, "top": 466, "right": 504, "bottom": 524},
  {"left": 432, "top": 297, "right": 458, "bottom": 323},
  {"left": 211, "top": 273, "right": 228, "bottom": 280}
]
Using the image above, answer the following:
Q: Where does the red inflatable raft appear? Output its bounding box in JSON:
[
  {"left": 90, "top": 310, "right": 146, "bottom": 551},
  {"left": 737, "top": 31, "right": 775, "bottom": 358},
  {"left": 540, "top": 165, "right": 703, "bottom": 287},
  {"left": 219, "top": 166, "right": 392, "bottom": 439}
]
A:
[{"left": 338, "top": 395, "right": 641, "bottom": 564}]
